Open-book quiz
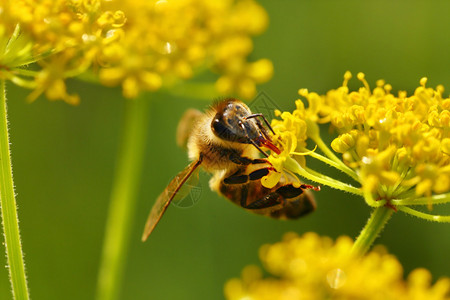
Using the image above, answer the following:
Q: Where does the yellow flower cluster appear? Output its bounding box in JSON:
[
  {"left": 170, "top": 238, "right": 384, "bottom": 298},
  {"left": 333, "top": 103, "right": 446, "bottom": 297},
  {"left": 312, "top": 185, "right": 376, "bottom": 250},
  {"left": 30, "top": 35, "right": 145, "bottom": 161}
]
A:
[
  {"left": 268, "top": 72, "right": 450, "bottom": 205},
  {"left": 261, "top": 105, "right": 309, "bottom": 188},
  {"left": 1, "top": 0, "right": 127, "bottom": 104},
  {"left": 0, "top": 0, "right": 272, "bottom": 103},
  {"left": 321, "top": 73, "right": 449, "bottom": 198},
  {"left": 225, "top": 232, "right": 450, "bottom": 300}
]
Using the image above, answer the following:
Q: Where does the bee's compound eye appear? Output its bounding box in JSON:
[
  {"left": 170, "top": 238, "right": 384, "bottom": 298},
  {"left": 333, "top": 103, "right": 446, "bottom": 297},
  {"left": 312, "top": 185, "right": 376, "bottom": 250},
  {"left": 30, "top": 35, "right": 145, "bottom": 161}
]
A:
[
  {"left": 211, "top": 117, "right": 232, "bottom": 140},
  {"left": 227, "top": 102, "right": 242, "bottom": 113}
]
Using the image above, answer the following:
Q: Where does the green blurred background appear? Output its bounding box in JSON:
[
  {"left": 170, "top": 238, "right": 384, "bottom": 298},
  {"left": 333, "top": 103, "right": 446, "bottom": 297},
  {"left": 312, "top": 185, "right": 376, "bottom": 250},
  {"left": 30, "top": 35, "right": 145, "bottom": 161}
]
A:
[{"left": 1, "top": 1, "right": 450, "bottom": 299}]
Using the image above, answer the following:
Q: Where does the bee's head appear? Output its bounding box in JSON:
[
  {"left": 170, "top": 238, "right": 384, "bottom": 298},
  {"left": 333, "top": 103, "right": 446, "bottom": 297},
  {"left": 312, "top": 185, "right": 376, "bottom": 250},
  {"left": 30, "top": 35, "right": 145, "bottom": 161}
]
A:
[{"left": 211, "top": 99, "right": 280, "bottom": 154}]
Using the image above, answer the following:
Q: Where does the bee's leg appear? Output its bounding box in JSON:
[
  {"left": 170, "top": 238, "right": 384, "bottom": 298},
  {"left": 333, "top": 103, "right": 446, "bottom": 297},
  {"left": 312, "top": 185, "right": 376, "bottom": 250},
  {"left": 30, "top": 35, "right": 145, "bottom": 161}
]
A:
[
  {"left": 248, "top": 168, "right": 272, "bottom": 180},
  {"left": 228, "top": 152, "right": 267, "bottom": 165},
  {"left": 223, "top": 172, "right": 249, "bottom": 184},
  {"left": 223, "top": 167, "right": 273, "bottom": 185},
  {"left": 222, "top": 169, "right": 286, "bottom": 209},
  {"left": 244, "top": 184, "right": 305, "bottom": 210},
  {"left": 240, "top": 186, "right": 249, "bottom": 207},
  {"left": 276, "top": 184, "right": 304, "bottom": 198},
  {"left": 244, "top": 193, "right": 283, "bottom": 209}
]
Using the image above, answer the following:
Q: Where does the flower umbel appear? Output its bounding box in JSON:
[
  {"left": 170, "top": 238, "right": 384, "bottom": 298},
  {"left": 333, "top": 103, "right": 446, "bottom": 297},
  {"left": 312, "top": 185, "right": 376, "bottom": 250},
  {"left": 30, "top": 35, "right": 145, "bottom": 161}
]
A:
[
  {"left": 263, "top": 72, "right": 450, "bottom": 255},
  {"left": 267, "top": 72, "right": 450, "bottom": 220},
  {"left": 0, "top": 0, "right": 273, "bottom": 103},
  {"left": 324, "top": 74, "right": 449, "bottom": 201},
  {"left": 225, "top": 232, "right": 450, "bottom": 300}
]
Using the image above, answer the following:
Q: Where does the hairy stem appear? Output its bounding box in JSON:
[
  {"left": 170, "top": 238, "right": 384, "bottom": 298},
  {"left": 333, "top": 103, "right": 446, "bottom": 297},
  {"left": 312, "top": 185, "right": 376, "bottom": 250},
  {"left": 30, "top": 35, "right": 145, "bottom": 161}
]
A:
[
  {"left": 0, "top": 80, "right": 30, "bottom": 299},
  {"left": 391, "top": 193, "right": 450, "bottom": 206},
  {"left": 351, "top": 206, "right": 394, "bottom": 256},
  {"left": 96, "top": 95, "right": 150, "bottom": 300},
  {"left": 397, "top": 206, "right": 450, "bottom": 222}
]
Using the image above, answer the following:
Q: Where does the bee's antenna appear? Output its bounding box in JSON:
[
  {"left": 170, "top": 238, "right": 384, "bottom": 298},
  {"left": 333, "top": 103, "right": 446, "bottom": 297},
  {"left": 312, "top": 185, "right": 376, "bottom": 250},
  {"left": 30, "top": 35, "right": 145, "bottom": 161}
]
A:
[
  {"left": 238, "top": 121, "right": 269, "bottom": 158},
  {"left": 245, "top": 113, "right": 276, "bottom": 135}
]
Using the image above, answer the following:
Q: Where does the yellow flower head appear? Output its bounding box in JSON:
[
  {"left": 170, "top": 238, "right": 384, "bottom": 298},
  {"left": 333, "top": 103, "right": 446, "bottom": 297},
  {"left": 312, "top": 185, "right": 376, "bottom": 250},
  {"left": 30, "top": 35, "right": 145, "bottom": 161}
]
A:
[
  {"left": 0, "top": 0, "right": 272, "bottom": 103},
  {"left": 225, "top": 232, "right": 450, "bottom": 300},
  {"left": 321, "top": 73, "right": 449, "bottom": 199},
  {"left": 261, "top": 103, "right": 310, "bottom": 188},
  {"left": 1, "top": 0, "right": 127, "bottom": 103},
  {"left": 267, "top": 72, "right": 450, "bottom": 215}
]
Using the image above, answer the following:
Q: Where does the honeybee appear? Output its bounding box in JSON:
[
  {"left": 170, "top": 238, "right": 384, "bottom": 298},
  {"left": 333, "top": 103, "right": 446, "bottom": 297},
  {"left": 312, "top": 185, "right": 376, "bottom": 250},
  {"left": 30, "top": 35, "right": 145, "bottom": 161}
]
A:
[{"left": 142, "top": 99, "right": 318, "bottom": 241}]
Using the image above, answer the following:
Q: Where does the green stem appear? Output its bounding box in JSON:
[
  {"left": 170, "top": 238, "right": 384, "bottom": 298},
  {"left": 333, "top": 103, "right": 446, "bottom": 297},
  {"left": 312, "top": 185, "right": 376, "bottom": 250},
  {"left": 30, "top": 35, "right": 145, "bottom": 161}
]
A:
[
  {"left": 96, "top": 95, "right": 151, "bottom": 300},
  {"left": 362, "top": 189, "right": 386, "bottom": 207},
  {"left": 5, "top": 24, "right": 21, "bottom": 52},
  {"left": 11, "top": 69, "right": 39, "bottom": 78},
  {"left": 306, "top": 121, "right": 358, "bottom": 181},
  {"left": 311, "top": 134, "right": 344, "bottom": 166},
  {"left": 303, "top": 166, "right": 362, "bottom": 195},
  {"left": 300, "top": 148, "right": 360, "bottom": 183},
  {"left": 306, "top": 122, "right": 346, "bottom": 165},
  {"left": 285, "top": 157, "right": 362, "bottom": 195},
  {"left": 391, "top": 193, "right": 450, "bottom": 206},
  {"left": 397, "top": 206, "right": 450, "bottom": 223},
  {"left": 351, "top": 206, "right": 394, "bottom": 256},
  {"left": 10, "top": 76, "right": 36, "bottom": 90},
  {"left": 0, "top": 80, "right": 30, "bottom": 299}
]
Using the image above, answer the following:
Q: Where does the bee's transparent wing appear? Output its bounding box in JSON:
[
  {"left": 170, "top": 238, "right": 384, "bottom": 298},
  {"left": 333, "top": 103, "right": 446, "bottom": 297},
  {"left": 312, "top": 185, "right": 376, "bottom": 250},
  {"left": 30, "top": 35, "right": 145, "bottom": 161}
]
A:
[
  {"left": 141, "top": 159, "right": 202, "bottom": 241},
  {"left": 170, "top": 168, "right": 201, "bottom": 208}
]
